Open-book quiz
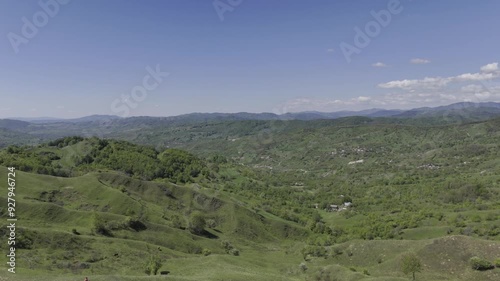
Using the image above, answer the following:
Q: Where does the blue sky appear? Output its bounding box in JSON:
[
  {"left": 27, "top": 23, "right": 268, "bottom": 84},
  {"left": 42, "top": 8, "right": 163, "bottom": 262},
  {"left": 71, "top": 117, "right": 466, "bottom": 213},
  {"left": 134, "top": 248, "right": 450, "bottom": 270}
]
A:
[{"left": 1, "top": 0, "right": 499, "bottom": 118}]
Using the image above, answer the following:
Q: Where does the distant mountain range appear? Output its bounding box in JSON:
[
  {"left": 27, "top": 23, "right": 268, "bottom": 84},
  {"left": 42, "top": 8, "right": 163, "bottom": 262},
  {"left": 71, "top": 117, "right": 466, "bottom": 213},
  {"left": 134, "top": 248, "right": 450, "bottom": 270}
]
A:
[
  {"left": 11, "top": 114, "right": 121, "bottom": 123},
  {"left": 1, "top": 101, "right": 500, "bottom": 149},
  {"left": 6, "top": 102, "right": 500, "bottom": 124}
]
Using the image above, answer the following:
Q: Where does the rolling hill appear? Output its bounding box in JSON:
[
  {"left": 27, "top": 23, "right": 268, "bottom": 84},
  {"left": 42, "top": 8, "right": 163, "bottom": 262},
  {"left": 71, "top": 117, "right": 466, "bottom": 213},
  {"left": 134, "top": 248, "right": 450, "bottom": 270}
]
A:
[{"left": 0, "top": 113, "right": 499, "bottom": 280}]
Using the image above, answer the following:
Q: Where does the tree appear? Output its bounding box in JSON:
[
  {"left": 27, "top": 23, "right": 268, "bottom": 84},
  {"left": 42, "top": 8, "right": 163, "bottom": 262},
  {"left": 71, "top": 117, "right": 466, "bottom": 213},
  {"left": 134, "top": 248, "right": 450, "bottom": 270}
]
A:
[
  {"left": 144, "top": 255, "right": 162, "bottom": 275},
  {"left": 401, "top": 253, "right": 422, "bottom": 280},
  {"left": 189, "top": 211, "right": 206, "bottom": 234},
  {"left": 171, "top": 215, "right": 182, "bottom": 229},
  {"left": 91, "top": 212, "right": 111, "bottom": 236}
]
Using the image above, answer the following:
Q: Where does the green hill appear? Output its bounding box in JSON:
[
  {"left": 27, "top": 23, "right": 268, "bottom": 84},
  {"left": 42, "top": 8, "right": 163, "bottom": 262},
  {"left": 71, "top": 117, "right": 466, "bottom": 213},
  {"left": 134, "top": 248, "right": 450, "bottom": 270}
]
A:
[{"left": 0, "top": 116, "right": 499, "bottom": 280}]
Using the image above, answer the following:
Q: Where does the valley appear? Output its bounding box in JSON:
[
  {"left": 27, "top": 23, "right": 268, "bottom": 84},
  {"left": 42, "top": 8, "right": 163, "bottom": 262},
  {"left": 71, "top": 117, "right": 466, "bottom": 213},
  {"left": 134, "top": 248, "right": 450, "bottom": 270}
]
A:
[{"left": 0, "top": 109, "right": 499, "bottom": 280}]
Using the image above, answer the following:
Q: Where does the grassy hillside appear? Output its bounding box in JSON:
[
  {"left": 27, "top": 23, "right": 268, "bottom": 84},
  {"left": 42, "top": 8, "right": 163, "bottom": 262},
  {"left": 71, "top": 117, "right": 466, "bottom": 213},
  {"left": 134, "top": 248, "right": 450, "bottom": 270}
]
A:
[
  {"left": 0, "top": 117, "right": 499, "bottom": 280},
  {"left": 0, "top": 169, "right": 308, "bottom": 280}
]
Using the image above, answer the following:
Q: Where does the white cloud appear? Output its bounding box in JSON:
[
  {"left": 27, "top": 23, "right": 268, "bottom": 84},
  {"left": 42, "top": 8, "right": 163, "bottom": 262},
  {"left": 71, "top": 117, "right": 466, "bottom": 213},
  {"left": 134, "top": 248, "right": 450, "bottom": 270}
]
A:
[
  {"left": 356, "top": 96, "right": 371, "bottom": 102},
  {"left": 480, "top": 62, "right": 498, "bottom": 73},
  {"left": 455, "top": 72, "right": 497, "bottom": 82},
  {"left": 379, "top": 63, "right": 500, "bottom": 90},
  {"left": 372, "top": 62, "right": 388, "bottom": 67},
  {"left": 280, "top": 86, "right": 500, "bottom": 112},
  {"left": 379, "top": 77, "right": 452, "bottom": 90},
  {"left": 276, "top": 64, "right": 500, "bottom": 113},
  {"left": 461, "top": 84, "right": 484, "bottom": 93},
  {"left": 475, "top": 92, "right": 491, "bottom": 99},
  {"left": 379, "top": 79, "right": 417, "bottom": 89},
  {"left": 410, "top": 58, "right": 431, "bottom": 64}
]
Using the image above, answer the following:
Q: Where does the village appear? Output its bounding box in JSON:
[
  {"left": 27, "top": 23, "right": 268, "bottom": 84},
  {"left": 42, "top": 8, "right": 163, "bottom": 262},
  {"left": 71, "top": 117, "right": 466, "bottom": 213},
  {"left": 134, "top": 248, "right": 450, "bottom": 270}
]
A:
[{"left": 313, "top": 200, "right": 353, "bottom": 212}]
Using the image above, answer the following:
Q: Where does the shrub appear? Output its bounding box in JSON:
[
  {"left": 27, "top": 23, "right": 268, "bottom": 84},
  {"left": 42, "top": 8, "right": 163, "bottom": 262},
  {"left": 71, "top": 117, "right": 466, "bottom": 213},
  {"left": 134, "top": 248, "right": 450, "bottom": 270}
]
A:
[
  {"left": 332, "top": 247, "right": 343, "bottom": 256},
  {"left": 472, "top": 215, "right": 482, "bottom": 223},
  {"left": 494, "top": 258, "right": 500, "bottom": 268},
  {"left": 202, "top": 248, "right": 212, "bottom": 256},
  {"left": 401, "top": 253, "right": 422, "bottom": 281},
  {"left": 206, "top": 218, "right": 217, "bottom": 229},
  {"left": 221, "top": 240, "right": 234, "bottom": 253},
  {"left": 485, "top": 213, "right": 497, "bottom": 221},
  {"left": 470, "top": 257, "right": 494, "bottom": 271},
  {"left": 144, "top": 255, "right": 162, "bottom": 275},
  {"left": 16, "top": 231, "right": 35, "bottom": 249},
  {"left": 299, "top": 262, "right": 308, "bottom": 272},
  {"left": 229, "top": 248, "right": 240, "bottom": 256},
  {"left": 125, "top": 216, "right": 147, "bottom": 231},
  {"left": 171, "top": 215, "right": 182, "bottom": 229},
  {"left": 301, "top": 246, "right": 327, "bottom": 259},
  {"left": 91, "top": 212, "right": 112, "bottom": 236},
  {"left": 188, "top": 211, "right": 206, "bottom": 234}
]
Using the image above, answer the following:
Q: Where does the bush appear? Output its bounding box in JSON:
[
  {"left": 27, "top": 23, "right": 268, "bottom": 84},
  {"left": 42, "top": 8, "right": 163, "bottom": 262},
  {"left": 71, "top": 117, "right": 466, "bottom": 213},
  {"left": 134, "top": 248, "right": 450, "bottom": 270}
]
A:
[
  {"left": 494, "top": 258, "right": 500, "bottom": 268},
  {"left": 171, "top": 215, "right": 183, "bottom": 229},
  {"left": 202, "top": 248, "right": 212, "bottom": 256},
  {"left": 91, "top": 212, "right": 112, "bottom": 236},
  {"left": 229, "top": 248, "right": 240, "bottom": 256},
  {"left": 485, "top": 213, "right": 497, "bottom": 221},
  {"left": 16, "top": 230, "right": 35, "bottom": 249},
  {"left": 301, "top": 246, "right": 327, "bottom": 260},
  {"left": 206, "top": 218, "right": 217, "bottom": 229},
  {"left": 189, "top": 211, "right": 206, "bottom": 234},
  {"left": 332, "top": 247, "right": 343, "bottom": 256},
  {"left": 221, "top": 240, "right": 240, "bottom": 256},
  {"left": 299, "top": 262, "right": 308, "bottom": 272},
  {"left": 472, "top": 215, "right": 482, "bottom": 223},
  {"left": 401, "top": 253, "right": 422, "bottom": 281},
  {"left": 470, "top": 256, "right": 494, "bottom": 271},
  {"left": 144, "top": 255, "right": 162, "bottom": 275},
  {"left": 125, "top": 216, "right": 147, "bottom": 231}
]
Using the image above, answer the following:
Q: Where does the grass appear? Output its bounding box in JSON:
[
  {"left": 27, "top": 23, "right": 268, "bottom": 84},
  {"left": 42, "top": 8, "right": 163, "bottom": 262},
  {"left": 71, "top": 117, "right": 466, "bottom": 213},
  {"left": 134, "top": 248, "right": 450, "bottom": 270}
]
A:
[
  {"left": 0, "top": 169, "right": 308, "bottom": 280},
  {"left": 0, "top": 116, "right": 499, "bottom": 280},
  {"left": 1, "top": 166, "right": 499, "bottom": 281}
]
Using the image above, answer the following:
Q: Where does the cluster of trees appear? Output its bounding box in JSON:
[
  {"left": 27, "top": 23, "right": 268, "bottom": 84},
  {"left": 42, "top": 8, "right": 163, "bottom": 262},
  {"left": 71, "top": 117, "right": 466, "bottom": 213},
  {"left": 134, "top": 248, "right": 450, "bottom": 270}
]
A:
[
  {"left": 47, "top": 136, "right": 84, "bottom": 147},
  {"left": 0, "top": 145, "right": 71, "bottom": 177},
  {"left": 1, "top": 137, "right": 213, "bottom": 183},
  {"left": 76, "top": 139, "right": 211, "bottom": 183}
]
